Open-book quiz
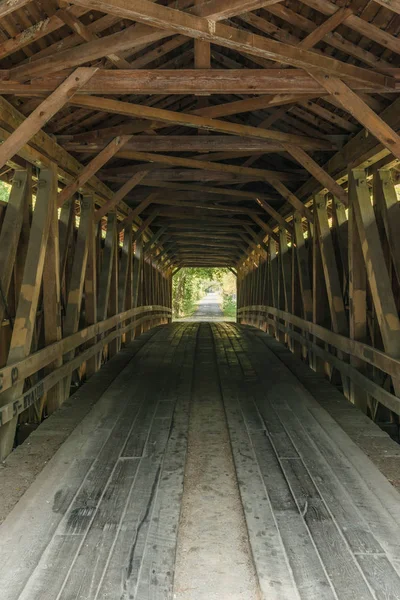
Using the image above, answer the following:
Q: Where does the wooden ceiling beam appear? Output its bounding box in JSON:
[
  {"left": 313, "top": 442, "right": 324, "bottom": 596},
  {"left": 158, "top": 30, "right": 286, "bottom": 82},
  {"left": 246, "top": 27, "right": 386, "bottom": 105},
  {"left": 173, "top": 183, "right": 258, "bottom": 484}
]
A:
[
  {"left": 95, "top": 170, "right": 148, "bottom": 221},
  {"left": 311, "top": 74, "right": 400, "bottom": 163},
  {"left": 127, "top": 180, "right": 282, "bottom": 202},
  {"left": 4, "top": 70, "right": 398, "bottom": 96},
  {"left": 283, "top": 145, "right": 348, "bottom": 206},
  {"left": 67, "top": 0, "right": 394, "bottom": 88},
  {"left": 114, "top": 150, "right": 308, "bottom": 184},
  {"left": 371, "top": 0, "right": 400, "bottom": 14},
  {"left": 152, "top": 198, "right": 263, "bottom": 215},
  {"left": 295, "top": 97, "right": 400, "bottom": 205},
  {"left": 8, "top": 25, "right": 169, "bottom": 82},
  {"left": 192, "top": 0, "right": 284, "bottom": 20},
  {"left": 299, "top": 0, "right": 400, "bottom": 53},
  {"left": 0, "top": 0, "right": 31, "bottom": 18},
  {"left": 255, "top": 197, "right": 293, "bottom": 232},
  {"left": 0, "top": 67, "right": 96, "bottom": 170},
  {"left": 298, "top": 7, "right": 353, "bottom": 50},
  {"left": 151, "top": 209, "right": 253, "bottom": 224},
  {"left": 57, "top": 134, "right": 133, "bottom": 207},
  {"left": 56, "top": 9, "right": 132, "bottom": 69},
  {"left": 5, "top": 0, "right": 283, "bottom": 81},
  {"left": 118, "top": 192, "right": 159, "bottom": 230},
  {"left": 0, "top": 6, "right": 90, "bottom": 60},
  {"left": 104, "top": 170, "right": 258, "bottom": 184},
  {"left": 61, "top": 136, "right": 306, "bottom": 153},
  {"left": 69, "top": 95, "right": 333, "bottom": 149}
]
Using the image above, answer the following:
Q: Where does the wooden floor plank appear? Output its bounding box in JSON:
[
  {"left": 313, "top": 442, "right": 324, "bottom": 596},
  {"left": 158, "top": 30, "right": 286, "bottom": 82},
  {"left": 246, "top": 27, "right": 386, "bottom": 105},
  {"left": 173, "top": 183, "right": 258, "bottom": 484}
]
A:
[
  {"left": 212, "top": 323, "right": 301, "bottom": 600},
  {"left": 232, "top": 325, "right": 400, "bottom": 596},
  {"left": 0, "top": 323, "right": 399, "bottom": 600}
]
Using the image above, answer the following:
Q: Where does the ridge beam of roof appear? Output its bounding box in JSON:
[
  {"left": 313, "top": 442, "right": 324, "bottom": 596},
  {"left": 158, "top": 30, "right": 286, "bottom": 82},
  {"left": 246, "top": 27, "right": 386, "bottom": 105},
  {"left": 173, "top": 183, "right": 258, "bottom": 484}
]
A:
[{"left": 68, "top": 0, "right": 394, "bottom": 89}]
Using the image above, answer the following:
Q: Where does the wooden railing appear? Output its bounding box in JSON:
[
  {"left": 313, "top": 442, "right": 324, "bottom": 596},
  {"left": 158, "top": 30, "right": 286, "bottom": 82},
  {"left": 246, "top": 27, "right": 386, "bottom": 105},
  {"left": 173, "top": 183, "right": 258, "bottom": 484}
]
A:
[
  {"left": 0, "top": 305, "right": 171, "bottom": 428},
  {"left": 238, "top": 305, "right": 400, "bottom": 416}
]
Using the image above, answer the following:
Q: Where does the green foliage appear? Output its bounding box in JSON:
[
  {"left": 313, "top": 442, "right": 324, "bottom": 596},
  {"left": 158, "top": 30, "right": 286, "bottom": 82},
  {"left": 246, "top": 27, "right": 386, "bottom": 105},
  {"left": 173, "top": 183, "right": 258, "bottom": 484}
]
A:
[
  {"left": 0, "top": 181, "right": 11, "bottom": 203},
  {"left": 223, "top": 294, "right": 237, "bottom": 318},
  {"left": 172, "top": 267, "right": 235, "bottom": 318}
]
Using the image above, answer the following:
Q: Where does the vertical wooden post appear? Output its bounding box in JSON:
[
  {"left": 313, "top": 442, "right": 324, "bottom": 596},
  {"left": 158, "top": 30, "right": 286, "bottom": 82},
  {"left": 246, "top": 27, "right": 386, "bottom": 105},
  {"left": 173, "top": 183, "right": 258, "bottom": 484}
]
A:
[
  {"left": 279, "top": 227, "right": 292, "bottom": 347},
  {"left": 59, "top": 196, "right": 75, "bottom": 308},
  {"left": 42, "top": 162, "right": 63, "bottom": 415},
  {"left": 352, "top": 168, "right": 400, "bottom": 398},
  {"left": 348, "top": 171, "right": 369, "bottom": 414},
  {"left": 97, "top": 212, "right": 117, "bottom": 362},
  {"left": 118, "top": 225, "right": 133, "bottom": 344},
  {"left": 312, "top": 200, "right": 330, "bottom": 374},
  {"left": 62, "top": 196, "right": 94, "bottom": 396},
  {"left": 134, "top": 239, "right": 144, "bottom": 338},
  {"left": 0, "top": 167, "right": 54, "bottom": 460},
  {"left": 84, "top": 197, "right": 98, "bottom": 377},
  {"left": 269, "top": 238, "right": 279, "bottom": 338},
  {"left": 108, "top": 224, "right": 119, "bottom": 357},
  {"left": 315, "top": 192, "right": 349, "bottom": 394},
  {"left": 0, "top": 170, "right": 28, "bottom": 326}
]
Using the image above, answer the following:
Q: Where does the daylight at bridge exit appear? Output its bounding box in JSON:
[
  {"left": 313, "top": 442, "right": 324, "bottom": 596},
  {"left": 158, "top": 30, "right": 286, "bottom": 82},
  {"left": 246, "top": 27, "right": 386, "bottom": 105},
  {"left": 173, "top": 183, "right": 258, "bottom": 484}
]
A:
[{"left": 0, "top": 0, "right": 400, "bottom": 599}]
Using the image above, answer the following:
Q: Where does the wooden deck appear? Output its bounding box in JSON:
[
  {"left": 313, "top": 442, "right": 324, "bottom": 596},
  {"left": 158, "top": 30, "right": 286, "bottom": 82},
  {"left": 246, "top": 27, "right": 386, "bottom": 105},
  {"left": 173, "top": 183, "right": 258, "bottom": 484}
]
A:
[{"left": 0, "top": 323, "right": 400, "bottom": 600}]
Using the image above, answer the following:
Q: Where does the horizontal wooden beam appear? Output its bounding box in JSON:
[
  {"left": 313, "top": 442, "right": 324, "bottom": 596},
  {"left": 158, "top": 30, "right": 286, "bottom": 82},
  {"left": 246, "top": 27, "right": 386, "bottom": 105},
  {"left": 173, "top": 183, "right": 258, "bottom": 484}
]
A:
[
  {"left": 4, "top": 69, "right": 397, "bottom": 96},
  {"left": 68, "top": 0, "right": 393, "bottom": 88},
  {"left": 114, "top": 150, "right": 319, "bottom": 184},
  {"left": 61, "top": 136, "right": 315, "bottom": 153},
  {"left": 0, "top": 68, "right": 96, "bottom": 170},
  {"left": 69, "top": 95, "right": 332, "bottom": 149}
]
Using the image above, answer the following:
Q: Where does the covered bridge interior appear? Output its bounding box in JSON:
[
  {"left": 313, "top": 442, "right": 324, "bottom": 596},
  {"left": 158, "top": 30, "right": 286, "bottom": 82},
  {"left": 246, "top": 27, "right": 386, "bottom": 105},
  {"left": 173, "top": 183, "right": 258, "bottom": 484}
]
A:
[{"left": 1, "top": 0, "right": 400, "bottom": 599}]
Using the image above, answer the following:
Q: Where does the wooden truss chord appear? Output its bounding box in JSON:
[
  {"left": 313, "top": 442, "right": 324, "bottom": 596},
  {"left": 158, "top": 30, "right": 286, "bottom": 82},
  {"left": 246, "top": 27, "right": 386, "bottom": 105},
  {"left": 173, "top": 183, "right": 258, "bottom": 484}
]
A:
[
  {"left": 0, "top": 68, "right": 96, "bottom": 169},
  {"left": 67, "top": 0, "right": 394, "bottom": 88}
]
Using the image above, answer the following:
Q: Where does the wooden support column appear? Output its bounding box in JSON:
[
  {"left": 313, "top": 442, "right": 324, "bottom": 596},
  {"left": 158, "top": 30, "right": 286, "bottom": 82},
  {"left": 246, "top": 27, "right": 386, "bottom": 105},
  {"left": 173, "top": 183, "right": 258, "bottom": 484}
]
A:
[
  {"left": 0, "top": 168, "right": 54, "bottom": 460},
  {"left": 0, "top": 170, "right": 28, "bottom": 326},
  {"left": 269, "top": 238, "right": 279, "bottom": 338},
  {"left": 293, "top": 213, "right": 313, "bottom": 322},
  {"left": 84, "top": 197, "right": 98, "bottom": 377},
  {"left": 348, "top": 171, "right": 369, "bottom": 414},
  {"left": 108, "top": 222, "right": 119, "bottom": 358},
  {"left": 62, "top": 196, "right": 94, "bottom": 397},
  {"left": 374, "top": 170, "right": 400, "bottom": 286},
  {"left": 42, "top": 163, "right": 63, "bottom": 415},
  {"left": 312, "top": 200, "right": 331, "bottom": 374},
  {"left": 293, "top": 212, "right": 313, "bottom": 358},
  {"left": 279, "top": 227, "right": 292, "bottom": 347},
  {"left": 314, "top": 193, "right": 348, "bottom": 335},
  {"left": 59, "top": 196, "right": 75, "bottom": 307},
  {"left": 98, "top": 213, "right": 117, "bottom": 323},
  {"left": 96, "top": 212, "right": 117, "bottom": 362},
  {"left": 315, "top": 192, "right": 349, "bottom": 393},
  {"left": 331, "top": 195, "right": 349, "bottom": 295},
  {"left": 119, "top": 225, "right": 133, "bottom": 344},
  {"left": 352, "top": 168, "right": 400, "bottom": 397}
]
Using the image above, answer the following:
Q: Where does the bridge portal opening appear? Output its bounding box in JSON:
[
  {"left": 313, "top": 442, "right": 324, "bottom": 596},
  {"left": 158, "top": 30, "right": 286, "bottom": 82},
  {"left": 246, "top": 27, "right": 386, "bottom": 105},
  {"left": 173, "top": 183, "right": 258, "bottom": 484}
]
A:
[{"left": 172, "top": 267, "right": 237, "bottom": 321}]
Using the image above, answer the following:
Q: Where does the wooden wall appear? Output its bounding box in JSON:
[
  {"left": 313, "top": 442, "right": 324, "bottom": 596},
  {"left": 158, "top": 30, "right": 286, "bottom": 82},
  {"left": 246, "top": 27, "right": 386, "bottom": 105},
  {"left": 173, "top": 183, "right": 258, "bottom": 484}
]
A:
[
  {"left": 238, "top": 168, "right": 400, "bottom": 428},
  {"left": 0, "top": 166, "right": 172, "bottom": 460}
]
